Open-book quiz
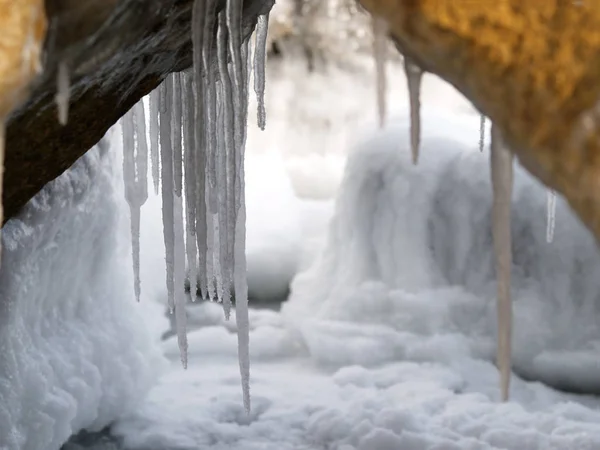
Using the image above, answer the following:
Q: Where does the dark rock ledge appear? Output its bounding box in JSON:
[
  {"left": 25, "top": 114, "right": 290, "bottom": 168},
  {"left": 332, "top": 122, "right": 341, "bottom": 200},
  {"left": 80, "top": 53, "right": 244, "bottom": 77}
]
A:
[{"left": 4, "top": 0, "right": 274, "bottom": 224}]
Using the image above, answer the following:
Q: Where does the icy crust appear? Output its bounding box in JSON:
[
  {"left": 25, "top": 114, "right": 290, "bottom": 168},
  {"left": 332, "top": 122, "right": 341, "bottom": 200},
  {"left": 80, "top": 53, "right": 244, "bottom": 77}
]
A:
[
  {"left": 0, "top": 136, "right": 163, "bottom": 450},
  {"left": 283, "top": 112, "right": 600, "bottom": 395}
]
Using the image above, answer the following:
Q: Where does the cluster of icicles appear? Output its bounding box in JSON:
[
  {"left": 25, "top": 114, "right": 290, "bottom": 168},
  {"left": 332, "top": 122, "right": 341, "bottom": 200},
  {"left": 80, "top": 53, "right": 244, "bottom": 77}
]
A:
[
  {"left": 42, "top": 5, "right": 561, "bottom": 411},
  {"left": 371, "top": 17, "right": 557, "bottom": 402},
  {"left": 119, "top": 1, "right": 270, "bottom": 413}
]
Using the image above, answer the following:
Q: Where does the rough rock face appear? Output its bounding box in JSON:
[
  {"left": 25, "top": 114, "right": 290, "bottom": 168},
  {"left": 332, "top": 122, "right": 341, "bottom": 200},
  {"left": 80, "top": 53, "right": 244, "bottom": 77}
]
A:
[
  {"left": 4, "top": 0, "right": 274, "bottom": 223},
  {"left": 360, "top": 0, "right": 600, "bottom": 241}
]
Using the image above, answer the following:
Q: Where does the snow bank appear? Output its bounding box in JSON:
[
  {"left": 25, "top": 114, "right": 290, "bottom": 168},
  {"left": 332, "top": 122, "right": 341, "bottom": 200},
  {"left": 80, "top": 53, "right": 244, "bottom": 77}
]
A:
[
  {"left": 114, "top": 301, "right": 600, "bottom": 450},
  {"left": 283, "top": 111, "right": 600, "bottom": 394},
  {"left": 0, "top": 133, "right": 165, "bottom": 450}
]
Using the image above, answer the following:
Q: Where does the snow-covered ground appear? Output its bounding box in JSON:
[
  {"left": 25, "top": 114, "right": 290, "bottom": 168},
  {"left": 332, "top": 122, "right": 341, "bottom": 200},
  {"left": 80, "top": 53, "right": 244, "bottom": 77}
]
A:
[{"left": 5, "top": 14, "right": 600, "bottom": 450}]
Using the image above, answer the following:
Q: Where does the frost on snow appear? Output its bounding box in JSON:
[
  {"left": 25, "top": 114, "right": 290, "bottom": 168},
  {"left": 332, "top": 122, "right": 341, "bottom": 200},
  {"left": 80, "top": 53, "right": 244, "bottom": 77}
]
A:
[
  {"left": 403, "top": 56, "right": 423, "bottom": 164},
  {"left": 372, "top": 15, "right": 388, "bottom": 129},
  {"left": 120, "top": 1, "right": 270, "bottom": 413},
  {"left": 490, "top": 123, "right": 514, "bottom": 402}
]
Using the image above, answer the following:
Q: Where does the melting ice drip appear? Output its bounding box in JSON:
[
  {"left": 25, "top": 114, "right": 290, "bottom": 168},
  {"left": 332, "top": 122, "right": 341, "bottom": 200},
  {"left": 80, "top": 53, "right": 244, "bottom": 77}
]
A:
[{"left": 118, "top": 1, "right": 269, "bottom": 413}]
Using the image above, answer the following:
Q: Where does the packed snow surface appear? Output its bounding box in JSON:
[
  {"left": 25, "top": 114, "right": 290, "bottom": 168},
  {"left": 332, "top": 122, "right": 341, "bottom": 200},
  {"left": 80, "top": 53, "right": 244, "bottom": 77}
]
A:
[
  {"left": 0, "top": 134, "right": 165, "bottom": 450},
  {"left": 112, "top": 111, "right": 600, "bottom": 449}
]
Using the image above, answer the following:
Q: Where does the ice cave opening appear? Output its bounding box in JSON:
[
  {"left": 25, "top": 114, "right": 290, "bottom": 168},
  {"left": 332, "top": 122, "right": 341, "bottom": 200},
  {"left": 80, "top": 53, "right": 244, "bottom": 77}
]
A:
[{"left": 3, "top": 1, "right": 600, "bottom": 450}]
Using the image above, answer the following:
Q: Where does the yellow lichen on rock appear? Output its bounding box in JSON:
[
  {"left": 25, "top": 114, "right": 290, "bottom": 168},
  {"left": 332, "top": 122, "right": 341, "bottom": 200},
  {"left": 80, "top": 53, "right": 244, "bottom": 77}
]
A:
[
  {"left": 0, "top": 0, "right": 47, "bottom": 120},
  {"left": 359, "top": 0, "right": 600, "bottom": 241}
]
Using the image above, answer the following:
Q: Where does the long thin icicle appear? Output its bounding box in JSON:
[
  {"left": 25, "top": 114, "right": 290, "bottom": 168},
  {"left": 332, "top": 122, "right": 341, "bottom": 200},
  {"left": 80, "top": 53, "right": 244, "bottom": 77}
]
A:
[
  {"left": 192, "top": 0, "right": 210, "bottom": 300},
  {"left": 174, "top": 192, "right": 188, "bottom": 368},
  {"left": 372, "top": 16, "right": 388, "bottom": 128},
  {"left": 149, "top": 89, "right": 160, "bottom": 195},
  {"left": 254, "top": 13, "right": 269, "bottom": 130},
  {"left": 203, "top": 0, "right": 219, "bottom": 213},
  {"left": 55, "top": 61, "right": 70, "bottom": 125},
  {"left": 490, "top": 123, "right": 513, "bottom": 402},
  {"left": 182, "top": 72, "right": 199, "bottom": 300},
  {"left": 133, "top": 101, "right": 149, "bottom": 202},
  {"left": 215, "top": 79, "right": 228, "bottom": 303},
  {"left": 0, "top": 124, "right": 5, "bottom": 262},
  {"left": 217, "top": 12, "right": 235, "bottom": 316},
  {"left": 173, "top": 71, "right": 188, "bottom": 366},
  {"left": 121, "top": 109, "right": 141, "bottom": 302},
  {"left": 172, "top": 74, "right": 183, "bottom": 198},
  {"left": 403, "top": 56, "right": 423, "bottom": 164},
  {"left": 124, "top": 101, "right": 149, "bottom": 303},
  {"left": 160, "top": 77, "right": 175, "bottom": 313},
  {"left": 546, "top": 190, "right": 557, "bottom": 243},
  {"left": 479, "top": 115, "right": 486, "bottom": 152},
  {"left": 226, "top": 0, "right": 245, "bottom": 152},
  {"left": 234, "top": 37, "right": 252, "bottom": 414}
]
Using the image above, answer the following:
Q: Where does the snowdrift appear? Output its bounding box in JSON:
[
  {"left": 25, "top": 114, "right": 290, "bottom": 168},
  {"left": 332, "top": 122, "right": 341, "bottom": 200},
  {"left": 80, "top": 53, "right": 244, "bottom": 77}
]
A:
[
  {"left": 283, "top": 111, "right": 600, "bottom": 395},
  {"left": 0, "top": 135, "right": 165, "bottom": 450}
]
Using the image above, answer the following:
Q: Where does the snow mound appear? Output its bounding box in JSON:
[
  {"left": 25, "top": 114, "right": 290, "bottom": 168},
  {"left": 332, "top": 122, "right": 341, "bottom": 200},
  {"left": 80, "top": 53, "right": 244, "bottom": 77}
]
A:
[
  {"left": 283, "top": 111, "right": 600, "bottom": 394},
  {"left": 0, "top": 134, "right": 165, "bottom": 450}
]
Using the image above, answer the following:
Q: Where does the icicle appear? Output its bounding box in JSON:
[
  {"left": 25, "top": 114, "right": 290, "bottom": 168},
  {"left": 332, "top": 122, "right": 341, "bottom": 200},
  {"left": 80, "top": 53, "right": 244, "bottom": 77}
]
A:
[
  {"left": 160, "top": 77, "right": 176, "bottom": 314},
  {"left": 490, "top": 123, "right": 514, "bottom": 402},
  {"left": 217, "top": 12, "right": 235, "bottom": 316},
  {"left": 0, "top": 123, "right": 5, "bottom": 262},
  {"left": 172, "top": 74, "right": 183, "bottom": 198},
  {"left": 254, "top": 13, "right": 269, "bottom": 130},
  {"left": 403, "top": 56, "right": 423, "bottom": 164},
  {"left": 182, "top": 73, "right": 200, "bottom": 301},
  {"left": 149, "top": 89, "right": 160, "bottom": 195},
  {"left": 183, "top": 79, "right": 197, "bottom": 239},
  {"left": 215, "top": 79, "right": 228, "bottom": 303},
  {"left": 55, "top": 61, "right": 70, "bottom": 126},
  {"left": 121, "top": 109, "right": 138, "bottom": 298},
  {"left": 546, "top": 190, "right": 557, "bottom": 243},
  {"left": 372, "top": 16, "right": 388, "bottom": 128},
  {"left": 234, "top": 154, "right": 250, "bottom": 413},
  {"left": 234, "top": 36, "right": 252, "bottom": 414},
  {"left": 226, "top": 0, "right": 246, "bottom": 153},
  {"left": 206, "top": 211, "right": 217, "bottom": 300},
  {"left": 121, "top": 101, "right": 149, "bottom": 303},
  {"left": 174, "top": 193, "right": 188, "bottom": 368},
  {"left": 203, "top": 0, "right": 219, "bottom": 213},
  {"left": 479, "top": 115, "right": 486, "bottom": 152},
  {"left": 133, "top": 101, "right": 149, "bottom": 203},
  {"left": 192, "top": 0, "right": 211, "bottom": 300},
  {"left": 186, "top": 225, "right": 199, "bottom": 300}
]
